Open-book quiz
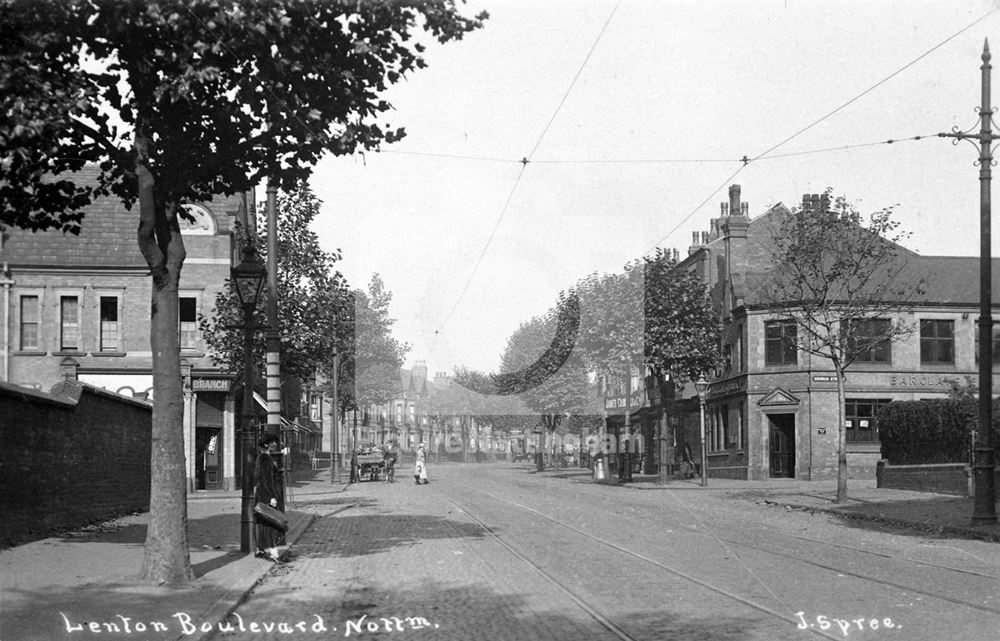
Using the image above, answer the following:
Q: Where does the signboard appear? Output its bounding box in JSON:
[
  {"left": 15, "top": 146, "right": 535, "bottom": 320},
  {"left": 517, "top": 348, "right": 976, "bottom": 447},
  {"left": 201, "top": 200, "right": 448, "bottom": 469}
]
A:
[
  {"left": 192, "top": 378, "right": 231, "bottom": 392},
  {"left": 811, "top": 375, "right": 838, "bottom": 382}
]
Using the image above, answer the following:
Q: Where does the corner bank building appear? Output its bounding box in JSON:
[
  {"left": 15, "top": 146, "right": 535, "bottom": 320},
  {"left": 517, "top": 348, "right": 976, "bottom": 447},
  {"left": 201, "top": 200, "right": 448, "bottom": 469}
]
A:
[{"left": 659, "top": 185, "right": 1000, "bottom": 482}]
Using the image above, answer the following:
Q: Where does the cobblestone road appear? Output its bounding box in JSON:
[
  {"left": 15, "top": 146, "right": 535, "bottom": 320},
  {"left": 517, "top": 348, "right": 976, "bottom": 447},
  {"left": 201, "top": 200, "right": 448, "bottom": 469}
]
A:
[{"left": 213, "top": 463, "right": 1000, "bottom": 641}]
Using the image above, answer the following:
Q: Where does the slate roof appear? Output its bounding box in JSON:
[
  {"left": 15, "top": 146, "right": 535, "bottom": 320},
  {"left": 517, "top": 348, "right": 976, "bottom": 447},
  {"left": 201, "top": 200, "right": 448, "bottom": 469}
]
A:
[
  {"left": 0, "top": 166, "right": 147, "bottom": 269},
  {"left": 729, "top": 204, "right": 1000, "bottom": 308},
  {"left": 0, "top": 165, "right": 240, "bottom": 269}
]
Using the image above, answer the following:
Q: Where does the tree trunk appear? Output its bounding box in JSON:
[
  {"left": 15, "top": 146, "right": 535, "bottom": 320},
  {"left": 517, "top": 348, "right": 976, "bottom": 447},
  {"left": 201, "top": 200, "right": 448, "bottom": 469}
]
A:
[
  {"left": 835, "top": 360, "right": 848, "bottom": 503},
  {"left": 134, "top": 138, "right": 193, "bottom": 585}
]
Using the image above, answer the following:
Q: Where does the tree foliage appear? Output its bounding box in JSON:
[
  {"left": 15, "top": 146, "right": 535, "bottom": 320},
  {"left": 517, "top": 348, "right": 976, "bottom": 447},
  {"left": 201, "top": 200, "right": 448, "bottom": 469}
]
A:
[
  {"left": 496, "top": 295, "right": 595, "bottom": 463},
  {"left": 0, "top": 0, "right": 484, "bottom": 585},
  {"left": 201, "top": 185, "right": 351, "bottom": 387},
  {"left": 642, "top": 249, "right": 722, "bottom": 388},
  {"left": 336, "top": 274, "right": 410, "bottom": 416}
]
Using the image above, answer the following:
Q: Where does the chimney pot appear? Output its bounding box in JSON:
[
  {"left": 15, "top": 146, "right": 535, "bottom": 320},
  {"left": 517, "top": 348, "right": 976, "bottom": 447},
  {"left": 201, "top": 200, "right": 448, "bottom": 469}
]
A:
[
  {"left": 692, "top": 231, "right": 699, "bottom": 245},
  {"left": 741, "top": 203, "right": 749, "bottom": 216}
]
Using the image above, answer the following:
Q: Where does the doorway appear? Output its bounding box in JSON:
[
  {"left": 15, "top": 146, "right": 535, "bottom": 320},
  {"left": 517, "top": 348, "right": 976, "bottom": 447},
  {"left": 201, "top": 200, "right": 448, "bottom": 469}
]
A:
[
  {"left": 195, "top": 427, "right": 222, "bottom": 490},
  {"left": 768, "top": 413, "right": 795, "bottom": 478}
]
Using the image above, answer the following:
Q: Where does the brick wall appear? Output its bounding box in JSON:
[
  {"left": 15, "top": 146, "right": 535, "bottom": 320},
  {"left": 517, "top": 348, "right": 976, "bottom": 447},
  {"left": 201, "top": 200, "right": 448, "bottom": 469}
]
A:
[
  {"left": 876, "top": 460, "right": 970, "bottom": 496},
  {"left": 0, "top": 381, "right": 151, "bottom": 546}
]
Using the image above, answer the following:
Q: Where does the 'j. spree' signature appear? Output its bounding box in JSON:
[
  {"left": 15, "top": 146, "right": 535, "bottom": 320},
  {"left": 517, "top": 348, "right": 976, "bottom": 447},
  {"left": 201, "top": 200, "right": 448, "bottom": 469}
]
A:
[{"left": 795, "top": 612, "right": 900, "bottom": 636}]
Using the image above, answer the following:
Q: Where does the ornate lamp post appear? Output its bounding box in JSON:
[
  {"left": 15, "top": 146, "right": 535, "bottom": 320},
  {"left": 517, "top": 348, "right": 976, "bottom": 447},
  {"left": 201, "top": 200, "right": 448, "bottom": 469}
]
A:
[
  {"left": 695, "top": 376, "right": 709, "bottom": 488},
  {"left": 232, "top": 247, "right": 267, "bottom": 554},
  {"left": 939, "top": 40, "right": 997, "bottom": 523}
]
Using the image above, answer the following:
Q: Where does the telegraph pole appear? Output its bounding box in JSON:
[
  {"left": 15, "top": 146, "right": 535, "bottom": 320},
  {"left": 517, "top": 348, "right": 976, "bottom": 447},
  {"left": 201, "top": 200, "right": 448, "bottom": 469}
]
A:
[
  {"left": 940, "top": 39, "right": 997, "bottom": 523},
  {"left": 265, "top": 181, "right": 282, "bottom": 440}
]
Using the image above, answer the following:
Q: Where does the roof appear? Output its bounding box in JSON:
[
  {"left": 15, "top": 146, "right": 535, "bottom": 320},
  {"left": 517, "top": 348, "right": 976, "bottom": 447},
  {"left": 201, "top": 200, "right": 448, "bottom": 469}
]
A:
[
  {"left": 0, "top": 166, "right": 147, "bottom": 269},
  {"left": 0, "top": 165, "right": 242, "bottom": 270},
  {"left": 735, "top": 205, "right": 1000, "bottom": 308}
]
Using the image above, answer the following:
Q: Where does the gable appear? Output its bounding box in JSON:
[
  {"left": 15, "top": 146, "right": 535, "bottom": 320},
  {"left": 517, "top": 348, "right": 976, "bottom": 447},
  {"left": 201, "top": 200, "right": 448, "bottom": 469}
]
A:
[{"left": 757, "top": 387, "right": 800, "bottom": 407}]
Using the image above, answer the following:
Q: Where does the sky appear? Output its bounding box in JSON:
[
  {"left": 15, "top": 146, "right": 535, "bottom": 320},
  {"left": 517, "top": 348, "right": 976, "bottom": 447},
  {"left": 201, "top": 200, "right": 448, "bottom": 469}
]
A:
[{"left": 306, "top": 0, "right": 1000, "bottom": 376}]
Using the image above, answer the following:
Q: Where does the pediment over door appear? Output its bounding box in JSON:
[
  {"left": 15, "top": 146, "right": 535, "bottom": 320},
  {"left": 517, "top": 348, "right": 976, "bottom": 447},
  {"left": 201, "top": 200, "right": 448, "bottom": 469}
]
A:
[{"left": 757, "top": 387, "right": 800, "bottom": 408}]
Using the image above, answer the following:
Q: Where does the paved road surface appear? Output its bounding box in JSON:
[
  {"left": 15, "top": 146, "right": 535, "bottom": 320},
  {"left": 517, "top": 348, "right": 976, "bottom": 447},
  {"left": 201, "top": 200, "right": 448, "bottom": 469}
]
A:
[{"left": 213, "top": 463, "right": 1000, "bottom": 641}]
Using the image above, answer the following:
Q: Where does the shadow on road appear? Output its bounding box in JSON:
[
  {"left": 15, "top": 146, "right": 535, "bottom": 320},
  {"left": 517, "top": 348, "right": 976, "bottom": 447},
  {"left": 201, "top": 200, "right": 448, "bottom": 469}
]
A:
[
  {"left": 294, "top": 513, "right": 487, "bottom": 559},
  {"left": 236, "top": 575, "right": 763, "bottom": 641}
]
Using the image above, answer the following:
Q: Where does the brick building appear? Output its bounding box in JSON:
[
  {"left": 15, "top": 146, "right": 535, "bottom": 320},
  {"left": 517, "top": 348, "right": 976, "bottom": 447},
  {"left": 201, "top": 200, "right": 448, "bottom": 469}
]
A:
[
  {"left": 663, "top": 185, "right": 1000, "bottom": 481},
  {"left": 0, "top": 167, "right": 245, "bottom": 491}
]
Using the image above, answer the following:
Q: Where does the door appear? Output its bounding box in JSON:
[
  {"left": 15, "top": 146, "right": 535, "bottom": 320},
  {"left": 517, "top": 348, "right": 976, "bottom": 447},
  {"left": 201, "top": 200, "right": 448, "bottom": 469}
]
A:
[{"left": 768, "top": 413, "right": 795, "bottom": 478}]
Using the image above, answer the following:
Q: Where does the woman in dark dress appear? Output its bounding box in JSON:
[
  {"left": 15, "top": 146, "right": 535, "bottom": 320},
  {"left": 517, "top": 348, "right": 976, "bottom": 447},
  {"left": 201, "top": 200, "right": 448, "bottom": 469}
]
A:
[{"left": 254, "top": 434, "right": 284, "bottom": 562}]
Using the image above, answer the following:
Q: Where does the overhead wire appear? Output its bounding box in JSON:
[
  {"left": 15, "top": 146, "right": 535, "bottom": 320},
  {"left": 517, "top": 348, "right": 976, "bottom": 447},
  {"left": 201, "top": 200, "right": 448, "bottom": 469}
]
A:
[
  {"left": 643, "top": 6, "right": 996, "bottom": 255},
  {"left": 181, "top": 3, "right": 996, "bottom": 358},
  {"left": 429, "top": 1, "right": 621, "bottom": 355}
]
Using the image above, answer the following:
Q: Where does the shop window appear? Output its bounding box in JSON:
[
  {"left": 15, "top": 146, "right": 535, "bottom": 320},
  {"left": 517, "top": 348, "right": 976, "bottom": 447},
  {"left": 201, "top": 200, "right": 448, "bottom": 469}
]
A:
[
  {"left": 180, "top": 296, "right": 198, "bottom": 350},
  {"left": 845, "top": 399, "right": 890, "bottom": 442},
  {"left": 765, "top": 320, "right": 797, "bottom": 365},
  {"left": 920, "top": 319, "right": 954, "bottom": 364},
  {"left": 99, "top": 296, "right": 119, "bottom": 352},
  {"left": 60, "top": 296, "right": 80, "bottom": 351},
  {"left": 19, "top": 295, "right": 40, "bottom": 350},
  {"left": 842, "top": 318, "right": 891, "bottom": 363}
]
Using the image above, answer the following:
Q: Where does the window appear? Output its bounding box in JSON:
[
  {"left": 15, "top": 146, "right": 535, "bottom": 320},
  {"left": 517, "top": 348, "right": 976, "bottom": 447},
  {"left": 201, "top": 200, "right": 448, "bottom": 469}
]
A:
[
  {"left": 845, "top": 399, "right": 891, "bottom": 442},
  {"left": 99, "top": 296, "right": 119, "bottom": 352},
  {"left": 765, "top": 320, "right": 797, "bottom": 365},
  {"left": 60, "top": 296, "right": 80, "bottom": 351},
  {"left": 19, "top": 295, "right": 40, "bottom": 350},
  {"left": 179, "top": 297, "right": 198, "bottom": 350},
  {"left": 843, "top": 318, "right": 891, "bottom": 363},
  {"left": 920, "top": 319, "right": 954, "bottom": 364},
  {"left": 974, "top": 324, "right": 1000, "bottom": 366},
  {"left": 735, "top": 330, "right": 743, "bottom": 372},
  {"left": 736, "top": 404, "right": 744, "bottom": 449}
]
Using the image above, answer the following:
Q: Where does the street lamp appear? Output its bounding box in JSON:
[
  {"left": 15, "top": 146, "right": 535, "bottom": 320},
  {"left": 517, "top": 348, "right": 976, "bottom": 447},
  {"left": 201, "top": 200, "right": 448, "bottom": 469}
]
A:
[
  {"left": 232, "top": 246, "right": 267, "bottom": 554},
  {"left": 695, "top": 376, "right": 709, "bottom": 488}
]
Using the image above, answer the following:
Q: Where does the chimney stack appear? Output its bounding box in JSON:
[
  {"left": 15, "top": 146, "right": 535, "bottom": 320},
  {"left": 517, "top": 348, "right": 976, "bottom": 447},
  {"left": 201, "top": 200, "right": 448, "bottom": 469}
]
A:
[{"left": 728, "top": 184, "right": 741, "bottom": 218}]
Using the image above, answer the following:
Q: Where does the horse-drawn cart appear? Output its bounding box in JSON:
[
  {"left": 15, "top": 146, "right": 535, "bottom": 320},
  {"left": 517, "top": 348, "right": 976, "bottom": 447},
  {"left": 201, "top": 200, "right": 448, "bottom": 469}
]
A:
[{"left": 351, "top": 446, "right": 395, "bottom": 482}]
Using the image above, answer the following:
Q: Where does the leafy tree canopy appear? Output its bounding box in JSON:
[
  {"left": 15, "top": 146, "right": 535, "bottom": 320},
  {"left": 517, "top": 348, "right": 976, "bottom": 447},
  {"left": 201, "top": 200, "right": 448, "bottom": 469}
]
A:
[{"left": 1, "top": 0, "right": 487, "bottom": 231}]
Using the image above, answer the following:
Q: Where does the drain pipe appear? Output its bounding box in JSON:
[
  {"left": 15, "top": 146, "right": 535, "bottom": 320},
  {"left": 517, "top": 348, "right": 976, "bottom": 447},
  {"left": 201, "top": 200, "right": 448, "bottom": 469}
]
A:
[{"left": 1, "top": 261, "right": 12, "bottom": 382}]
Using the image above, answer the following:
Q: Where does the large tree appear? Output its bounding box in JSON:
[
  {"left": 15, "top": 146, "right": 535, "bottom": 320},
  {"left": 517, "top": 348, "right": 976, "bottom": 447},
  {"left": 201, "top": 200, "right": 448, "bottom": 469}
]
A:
[
  {"left": 0, "top": 0, "right": 484, "bottom": 585},
  {"left": 754, "top": 192, "right": 926, "bottom": 502},
  {"left": 574, "top": 255, "right": 721, "bottom": 475},
  {"left": 339, "top": 273, "right": 410, "bottom": 446},
  {"left": 497, "top": 294, "right": 594, "bottom": 471},
  {"left": 642, "top": 248, "right": 723, "bottom": 474}
]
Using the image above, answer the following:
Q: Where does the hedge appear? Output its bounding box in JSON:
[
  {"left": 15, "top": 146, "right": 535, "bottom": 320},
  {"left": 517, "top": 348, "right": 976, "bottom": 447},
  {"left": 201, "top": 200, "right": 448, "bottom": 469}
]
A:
[{"left": 876, "top": 398, "right": 1000, "bottom": 465}]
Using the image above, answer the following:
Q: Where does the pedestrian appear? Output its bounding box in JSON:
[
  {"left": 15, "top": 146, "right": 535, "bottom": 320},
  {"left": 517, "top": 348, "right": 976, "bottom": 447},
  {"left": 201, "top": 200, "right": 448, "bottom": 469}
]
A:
[
  {"left": 414, "top": 441, "right": 429, "bottom": 485},
  {"left": 254, "top": 433, "right": 284, "bottom": 562},
  {"left": 384, "top": 439, "right": 399, "bottom": 483},
  {"left": 680, "top": 442, "right": 696, "bottom": 479}
]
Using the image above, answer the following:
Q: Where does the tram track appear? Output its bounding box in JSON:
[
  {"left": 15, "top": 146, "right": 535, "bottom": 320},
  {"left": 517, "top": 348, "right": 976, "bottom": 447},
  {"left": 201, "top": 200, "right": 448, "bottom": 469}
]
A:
[
  {"left": 428, "top": 484, "right": 848, "bottom": 641},
  {"left": 431, "top": 474, "right": 1000, "bottom": 637}
]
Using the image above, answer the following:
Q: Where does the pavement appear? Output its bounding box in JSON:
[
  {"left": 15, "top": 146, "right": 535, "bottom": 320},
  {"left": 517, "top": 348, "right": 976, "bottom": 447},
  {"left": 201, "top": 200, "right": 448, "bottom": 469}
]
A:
[{"left": 2, "top": 461, "right": 1000, "bottom": 641}]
